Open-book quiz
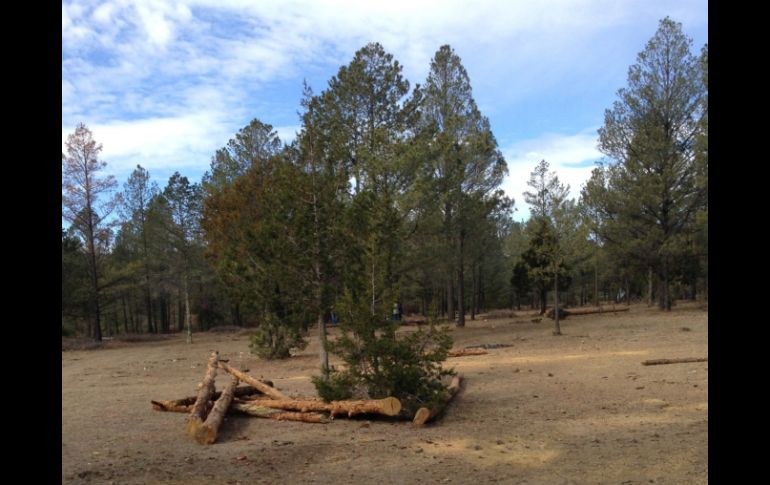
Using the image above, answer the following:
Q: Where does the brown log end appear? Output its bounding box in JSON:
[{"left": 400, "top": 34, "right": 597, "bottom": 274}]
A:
[
  {"left": 412, "top": 407, "right": 430, "bottom": 427},
  {"left": 194, "top": 425, "right": 217, "bottom": 445},
  {"left": 381, "top": 396, "right": 401, "bottom": 416}
]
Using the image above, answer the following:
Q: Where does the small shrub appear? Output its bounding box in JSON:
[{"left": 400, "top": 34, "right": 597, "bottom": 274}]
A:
[
  {"left": 313, "top": 290, "right": 455, "bottom": 417},
  {"left": 311, "top": 369, "right": 356, "bottom": 402},
  {"left": 249, "top": 312, "right": 308, "bottom": 359}
]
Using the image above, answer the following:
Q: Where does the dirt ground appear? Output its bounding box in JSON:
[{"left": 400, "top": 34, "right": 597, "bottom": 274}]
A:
[{"left": 62, "top": 302, "right": 707, "bottom": 484}]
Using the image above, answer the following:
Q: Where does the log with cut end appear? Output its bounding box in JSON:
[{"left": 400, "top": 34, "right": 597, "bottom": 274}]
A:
[
  {"left": 217, "top": 361, "right": 290, "bottom": 401},
  {"left": 447, "top": 348, "right": 488, "bottom": 357},
  {"left": 642, "top": 357, "right": 708, "bottom": 366},
  {"left": 231, "top": 401, "right": 330, "bottom": 423},
  {"left": 250, "top": 396, "right": 401, "bottom": 418},
  {"left": 413, "top": 374, "right": 463, "bottom": 427},
  {"left": 152, "top": 384, "right": 273, "bottom": 412},
  {"left": 195, "top": 376, "right": 239, "bottom": 444},
  {"left": 186, "top": 351, "right": 219, "bottom": 438}
]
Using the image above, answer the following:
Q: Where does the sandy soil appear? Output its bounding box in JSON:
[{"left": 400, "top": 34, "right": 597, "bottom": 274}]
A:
[{"left": 62, "top": 302, "right": 707, "bottom": 484}]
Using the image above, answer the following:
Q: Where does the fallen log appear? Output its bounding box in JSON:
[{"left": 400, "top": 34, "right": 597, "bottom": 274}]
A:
[
  {"left": 195, "top": 376, "right": 239, "bottom": 444},
  {"left": 151, "top": 383, "right": 273, "bottom": 412},
  {"left": 465, "top": 343, "right": 513, "bottom": 350},
  {"left": 560, "top": 306, "right": 630, "bottom": 317},
  {"left": 642, "top": 357, "right": 708, "bottom": 366},
  {"left": 186, "top": 351, "right": 219, "bottom": 438},
  {"left": 250, "top": 396, "right": 401, "bottom": 418},
  {"left": 231, "top": 401, "right": 330, "bottom": 423},
  {"left": 217, "top": 361, "right": 290, "bottom": 401},
  {"left": 413, "top": 374, "right": 463, "bottom": 427},
  {"left": 447, "top": 348, "right": 488, "bottom": 357},
  {"left": 151, "top": 398, "right": 331, "bottom": 423}
]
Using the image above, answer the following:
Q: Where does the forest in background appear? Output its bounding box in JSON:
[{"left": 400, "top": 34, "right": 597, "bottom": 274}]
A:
[{"left": 62, "top": 18, "right": 707, "bottom": 345}]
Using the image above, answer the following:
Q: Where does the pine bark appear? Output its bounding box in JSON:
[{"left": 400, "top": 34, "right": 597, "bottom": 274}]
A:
[
  {"left": 217, "top": 361, "right": 290, "bottom": 401},
  {"left": 195, "top": 376, "right": 239, "bottom": 444},
  {"left": 186, "top": 351, "right": 219, "bottom": 438},
  {"left": 231, "top": 402, "right": 330, "bottom": 423},
  {"left": 249, "top": 396, "right": 401, "bottom": 418}
]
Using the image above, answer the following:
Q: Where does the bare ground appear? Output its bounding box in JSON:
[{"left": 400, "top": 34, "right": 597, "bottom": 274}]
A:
[{"left": 62, "top": 302, "right": 707, "bottom": 484}]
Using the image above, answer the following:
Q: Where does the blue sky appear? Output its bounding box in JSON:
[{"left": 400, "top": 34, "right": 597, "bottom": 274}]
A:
[{"left": 62, "top": 0, "right": 708, "bottom": 222}]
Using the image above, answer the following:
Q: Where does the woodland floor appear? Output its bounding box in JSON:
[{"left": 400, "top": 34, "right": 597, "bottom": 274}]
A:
[{"left": 62, "top": 302, "right": 707, "bottom": 484}]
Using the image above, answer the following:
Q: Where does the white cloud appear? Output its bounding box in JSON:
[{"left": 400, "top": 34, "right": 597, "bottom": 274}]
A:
[
  {"left": 274, "top": 125, "right": 301, "bottom": 144},
  {"left": 62, "top": 112, "right": 233, "bottom": 179},
  {"left": 501, "top": 129, "right": 604, "bottom": 220},
  {"left": 62, "top": 0, "right": 706, "bottom": 192}
]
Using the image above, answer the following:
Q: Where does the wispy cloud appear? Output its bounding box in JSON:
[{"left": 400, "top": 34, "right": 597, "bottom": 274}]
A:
[
  {"left": 502, "top": 129, "right": 604, "bottom": 220},
  {"left": 62, "top": 0, "right": 707, "bottom": 194}
]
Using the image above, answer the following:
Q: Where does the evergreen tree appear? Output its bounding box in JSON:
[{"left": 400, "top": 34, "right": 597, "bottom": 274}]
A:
[
  {"left": 588, "top": 18, "right": 707, "bottom": 310},
  {"left": 62, "top": 123, "right": 120, "bottom": 341}
]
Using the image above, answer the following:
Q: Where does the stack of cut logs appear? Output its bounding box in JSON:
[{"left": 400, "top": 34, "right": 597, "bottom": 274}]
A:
[{"left": 152, "top": 351, "right": 463, "bottom": 444}]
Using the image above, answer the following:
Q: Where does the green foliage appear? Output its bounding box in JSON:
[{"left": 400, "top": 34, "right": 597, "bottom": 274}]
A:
[
  {"left": 313, "top": 290, "right": 455, "bottom": 417},
  {"left": 585, "top": 18, "right": 708, "bottom": 309},
  {"left": 249, "top": 312, "right": 308, "bottom": 360},
  {"left": 311, "top": 370, "right": 356, "bottom": 402}
]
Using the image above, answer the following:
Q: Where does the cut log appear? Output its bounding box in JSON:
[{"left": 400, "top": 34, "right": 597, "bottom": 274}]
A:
[
  {"left": 217, "top": 361, "right": 290, "bottom": 401},
  {"left": 186, "top": 351, "right": 219, "bottom": 438},
  {"left": 151, "top": 384, "right": 273, "bottom": 412},
  {"left": 642, "top": 357, "right": 708, "bottom": 366},
  {"left": 195, "top": 376, "right": 239, "bottom": 444},
  {"left": 231, "top": 402, "right": 330, "bottom": 423},
  {"left": 447, "top": 349, "right": 488, "bottom": 357},
  {"left": 413, "top": 374, "right": 463, "bottom": 427},
  {"left": 249, "top": 396, "right": 401, "bottom": 418}
]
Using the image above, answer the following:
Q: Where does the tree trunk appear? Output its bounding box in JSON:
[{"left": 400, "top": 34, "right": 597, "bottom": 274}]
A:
[
  {"left": 648, "top": 266, "right": 654, "bottom": 306},
  {"left": 539, "top": 288, "right": 547, "bottom": 315},
  {"left": 185, "top": 277, "right": 193, "bottom": 343},
  {"left": 471, "top": 263, "right": 477, "bottom": 321},
  {"left": 186, "top": 351, "right": 219, "bottom": 438},
  {"left": 413, "top": 374, "right": 463, "bottom": 426},
  {"left": 658, "top": 264, "right": 670, "bottom": 311},
  {"left": 248, "top": 396, "right": 401, "bottom": 418},
  {"left": 478, "top": 264, "right": 485, "bottom": 313},
  {"left": 553, "top": 272, "right": 561, "bottom": 335},
  {"left": 625, "top": 280, "right": 631, "bottom": 306},
  {"left": 318, "top": 310, "right": 328, "bottom": 376},
  {"left": 195, "top": 376, "right": 239, "bottom": 444},
  {"left": 447, "top": 277, "right": 454, "bottom": 322},
  {"left": 130, "top": 298, "right": 137, "bottom": 333},
  {"left": 217, "top": 362, "right": 290, "bottom": 401},
  {"left": 178, "top": 288, "right": 184, "bottom": 333},
  {"left": 121, "top": 294, "right": 129, "bottom": 334},
  {"left": 157, "top": 294, "right": 164, "bottom": 334},
  {"left": 594, "top": 259, "right": 599, "bottom": 307},
  {"left": 231, "top": 402, "right": 330, "bottom": 423},
  {"left": 457, "top": 234, "right": 465, "bottom": 327}
]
